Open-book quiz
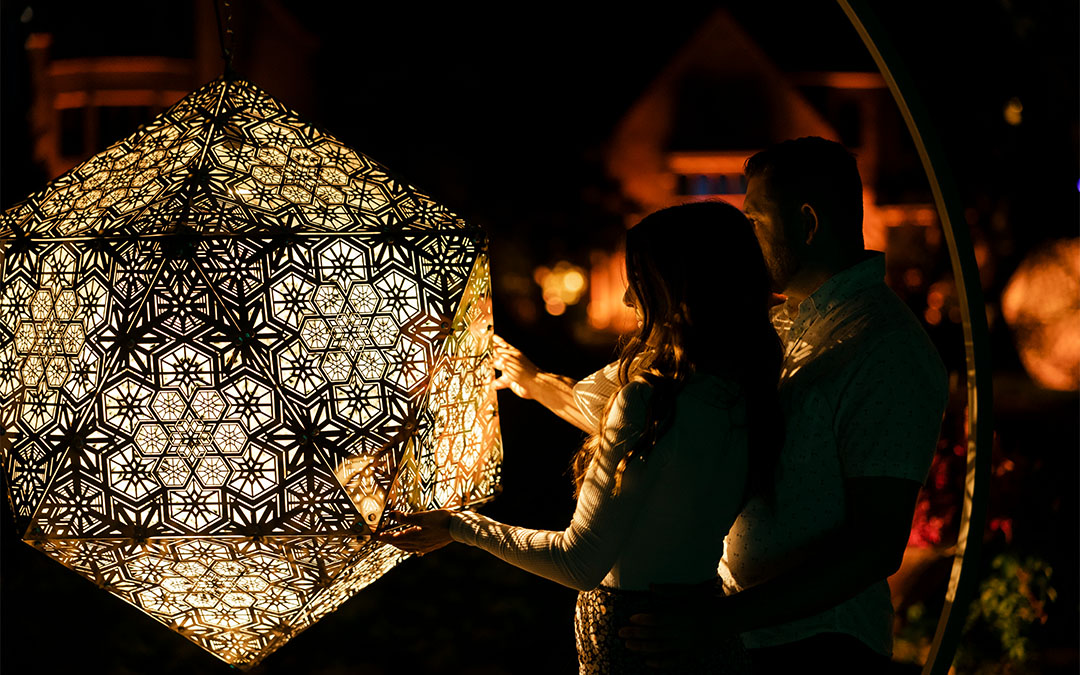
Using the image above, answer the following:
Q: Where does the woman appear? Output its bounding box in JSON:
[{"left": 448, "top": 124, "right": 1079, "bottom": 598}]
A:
[{"left": 380, "top": 200, "right": 783, "bottom": 673}]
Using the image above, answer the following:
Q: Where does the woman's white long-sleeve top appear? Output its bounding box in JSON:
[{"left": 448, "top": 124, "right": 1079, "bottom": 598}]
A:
[{"left": 449, "top": 374, "right": 749, "bottom": 592}]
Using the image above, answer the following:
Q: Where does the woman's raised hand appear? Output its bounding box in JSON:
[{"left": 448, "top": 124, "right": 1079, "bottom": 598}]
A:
[
  {"left": 492, "top": 334, "right": 541, "bottom": 400},
  {"left": 492, "top": 335, "right": 593, "bottom": 431}
]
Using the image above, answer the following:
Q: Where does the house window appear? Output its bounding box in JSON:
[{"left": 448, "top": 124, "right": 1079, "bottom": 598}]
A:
[
  {"left": 60, "top": 106, "right": 86, "bottom": 157},
  {"left": 99, "top": 106, "right": 153, "bottom": 148},
  {"left": 675, "top": 172, "right": 748, "bottom": 197}
]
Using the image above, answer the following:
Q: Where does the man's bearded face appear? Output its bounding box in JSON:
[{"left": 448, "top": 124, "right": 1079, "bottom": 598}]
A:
[{"left": 743, "top": 176, "right": 800, "bottom": 293}]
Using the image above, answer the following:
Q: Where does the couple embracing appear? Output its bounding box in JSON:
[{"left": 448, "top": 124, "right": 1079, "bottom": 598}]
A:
[{"left": 382, "top": 137, "right": 948, "bottom": 674}]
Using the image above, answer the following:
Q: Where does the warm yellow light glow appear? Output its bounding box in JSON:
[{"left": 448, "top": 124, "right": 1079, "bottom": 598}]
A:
[
  {"left": 563, "top": 269, "right": 585, "bottom": 293},
  {"left": 534, "top": 260, "right": 588, "bottom": 313},
  {"left": 0, "top": 77, "right": 502, "bottom": 669}
]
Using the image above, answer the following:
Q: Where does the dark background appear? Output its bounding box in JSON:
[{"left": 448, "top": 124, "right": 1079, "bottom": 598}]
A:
[{"left": 1, "top": 1, "right": 1077, "bottom": 673}]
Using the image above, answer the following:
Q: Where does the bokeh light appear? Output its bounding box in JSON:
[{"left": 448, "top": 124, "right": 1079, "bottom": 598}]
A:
[{"left": 1001, "top": 238, "right": 1080, "bottom": 391}]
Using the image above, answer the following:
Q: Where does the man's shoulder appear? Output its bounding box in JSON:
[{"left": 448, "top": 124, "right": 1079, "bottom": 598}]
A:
[
  {"left": 833, "top": 285, "right": 949, "bottom": 413},
  {"left": 862, "top": 286, "right": 943, "bottom": 363},
  {"left": 788, "top": 282, "right": 946, "bottom": 398},
  {"left": 831, "top": 282, "right": 939, "bottom": 354}
]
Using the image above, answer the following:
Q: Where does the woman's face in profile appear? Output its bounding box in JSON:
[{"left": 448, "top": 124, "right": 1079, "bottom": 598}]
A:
[{"left": 623, "top": 286, "right": 644, "bottom": 328}]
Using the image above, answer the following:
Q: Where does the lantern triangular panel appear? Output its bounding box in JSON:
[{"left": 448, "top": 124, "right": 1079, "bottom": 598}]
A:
[
  {"left": 0, "top": 76, "right": 501, "bottom": 669},
  {"left": 385, "top": 253, "right": 501, "bottom": 514},
  {"left": 31, "top": 535, "right": 410, "bottom": 669}
]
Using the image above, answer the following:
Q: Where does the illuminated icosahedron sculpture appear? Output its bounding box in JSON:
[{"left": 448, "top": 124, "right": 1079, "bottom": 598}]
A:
[{"left": 0, "top": 77, "right": 502, "bottom": 668}]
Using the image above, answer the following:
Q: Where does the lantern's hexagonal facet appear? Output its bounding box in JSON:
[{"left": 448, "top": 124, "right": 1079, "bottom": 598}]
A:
[{"left": 0, "top": 77, "right": 502, "bottom": 668}]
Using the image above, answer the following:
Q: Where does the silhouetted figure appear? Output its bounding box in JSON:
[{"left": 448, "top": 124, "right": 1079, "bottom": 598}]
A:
[
  {"left": 486, "top": 138, "right": 948, "bottom": 673},
  {"left": 381, "top": 201, "right": 783, "bottom": 673},
  {"left": 615, "top": 137, "right": 949, "bottom": 674}
]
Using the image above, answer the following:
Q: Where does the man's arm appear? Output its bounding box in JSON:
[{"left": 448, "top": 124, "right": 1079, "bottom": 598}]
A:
[
  {"left": 619, "top": 476, "right": 921, "bottom": 661},
  {"left": 718, "top": 475, "right": 920, "bottom": 633},
  {"left": 723, "top": 329, "right": 947, "bottom": 631},
  {"left": 622, "top": 331, "right": 947, "bottom": 662}
]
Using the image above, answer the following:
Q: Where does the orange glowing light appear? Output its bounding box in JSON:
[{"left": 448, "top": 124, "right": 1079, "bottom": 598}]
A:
[
  {"left": 586, "top": 250, "right": 638, "bottom": 333},
  {"left": 927, "top": 290, "right": 945, "bottom": 310},
  {"left": 1003, "top": 97, "right": 1023, "bottom": 126},
  {"left": 1001, "top": 238, "right": 1080, "bottom": 391}
]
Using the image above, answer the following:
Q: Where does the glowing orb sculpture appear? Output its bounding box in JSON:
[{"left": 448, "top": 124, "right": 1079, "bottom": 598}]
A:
[
  {"left": 0, "top": 77, "right": 502, "bottom": 668},
  {"left": 1001, "top": 238, "right": 1080, "bottom": 391}
]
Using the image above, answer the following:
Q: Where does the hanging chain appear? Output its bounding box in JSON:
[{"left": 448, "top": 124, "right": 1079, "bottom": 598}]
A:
[{"left": 212, "top": 0, "right": 236, "bottom": 76}]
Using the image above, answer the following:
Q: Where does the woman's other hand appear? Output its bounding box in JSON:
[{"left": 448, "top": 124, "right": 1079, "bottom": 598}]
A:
[
  {"left": 377, "top": 509, "right": 454, "bottom": 555},
  {"left": 493, "top": 334, "right": 541, "bottom": 399}
]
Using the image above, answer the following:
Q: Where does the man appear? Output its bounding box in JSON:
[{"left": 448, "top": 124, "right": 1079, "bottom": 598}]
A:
[
  {"left": 623, "top": 136, "right": 949, "bottom": 672},
  {"left": 492, "top": 136, "right": 948, "bottom": 673}
]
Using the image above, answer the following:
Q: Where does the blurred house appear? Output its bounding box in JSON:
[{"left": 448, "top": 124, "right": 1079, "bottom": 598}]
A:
[
  {"left": 25, "top": 35, "right": 196, "bottom": 180},
  {"left": 22, "top": 0, "right": 317, "bottom": 182},
  {"left": 590, "top": 10, "right": 942, "bottom": 332}
]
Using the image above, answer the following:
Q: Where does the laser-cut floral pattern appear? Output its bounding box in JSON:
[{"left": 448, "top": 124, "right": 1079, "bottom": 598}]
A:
[{"left": 0, "top": 77, "right": 502, "bottom": 668}]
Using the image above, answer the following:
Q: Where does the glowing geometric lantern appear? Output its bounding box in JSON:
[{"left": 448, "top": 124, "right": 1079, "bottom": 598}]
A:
[{"left": 0, "top": 77, "right": 502, "bottom": 668}]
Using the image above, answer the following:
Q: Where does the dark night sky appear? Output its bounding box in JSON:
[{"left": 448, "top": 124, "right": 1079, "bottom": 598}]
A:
[
  {"left": 0, "top": 2, "right": 1076, "bottom": 674},
  {"left": 4, "top": 1, "right": 1077, "bottom": 257}
]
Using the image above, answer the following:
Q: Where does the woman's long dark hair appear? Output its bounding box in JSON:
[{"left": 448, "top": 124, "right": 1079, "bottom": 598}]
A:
[{"left": 572, "top": 201, "right": 783, "bottom": 506}]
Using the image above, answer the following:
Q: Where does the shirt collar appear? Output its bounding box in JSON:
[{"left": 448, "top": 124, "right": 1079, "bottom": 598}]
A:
[{"left": 792, "top": 252, "right": 886, "bottom": 325}]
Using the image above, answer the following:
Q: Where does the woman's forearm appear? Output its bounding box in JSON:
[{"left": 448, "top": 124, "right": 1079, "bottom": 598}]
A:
[
  {"left": 450, "top": 384, "right": 653, "bottom": 590},
  {"left": 530, "top": 371, "right": 593, "bottom": 433},
  {"left": 492, "top": 335, "right": 595, "bottom": 433}
]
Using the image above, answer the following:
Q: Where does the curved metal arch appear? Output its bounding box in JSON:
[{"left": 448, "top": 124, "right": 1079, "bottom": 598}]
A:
[{"left": 838, "top": 3, "right": 994, "bottom": 674}]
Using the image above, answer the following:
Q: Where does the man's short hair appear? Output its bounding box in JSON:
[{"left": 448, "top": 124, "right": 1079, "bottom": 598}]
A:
[{"left": 744, "top": 137, "right": 864, "bottom": 250}]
